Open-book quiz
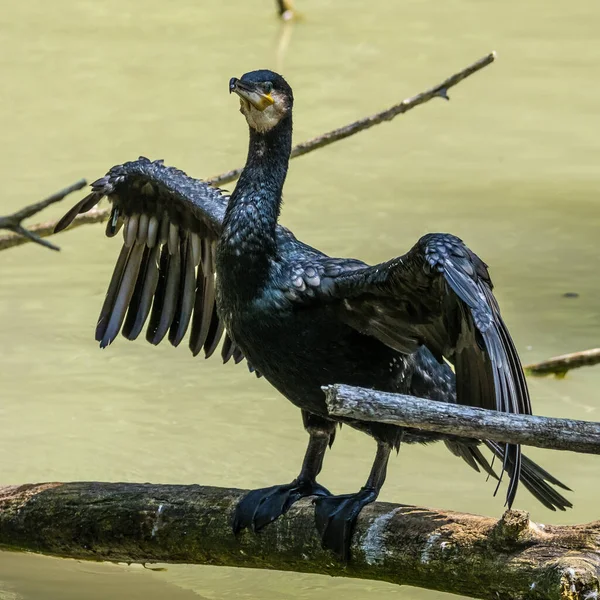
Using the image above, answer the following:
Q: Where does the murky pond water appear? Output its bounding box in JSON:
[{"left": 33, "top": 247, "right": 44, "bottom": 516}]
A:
[{"left": 1, "top": 0, "right": 598, "bottom": 598}]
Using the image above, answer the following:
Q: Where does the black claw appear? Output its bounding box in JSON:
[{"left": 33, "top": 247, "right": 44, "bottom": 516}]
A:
[
  {"left": 233, "top": 481, "right": 331, "bottom": 535},
  {"left": 253, "top": 486, "right": 297, "bottom": 530},
  {"left": 314, "top": 487, "right": 377, "bottom": 562},
  {"left": 437, "top": 87, "right": 450, "bottom": 101}
]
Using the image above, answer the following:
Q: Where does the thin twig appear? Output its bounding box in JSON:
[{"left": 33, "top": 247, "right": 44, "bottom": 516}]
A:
[
  {"left": 0, "top": 207, "right": 106, "bottom": 251},
  {"left": 525, "top": 348, "right": 600, "bottom": 377},
  {"left": 0, "top": 179, "right": 87, "bottom": 251},
  {"left": 325, "top": 384, "right": 600, "bottom": 454},
  {"left": 0, "top": 53, "right": 496, "bottom": 251},
  {"left": 208, "top": 51, "right": 496, "bottom": 186}
]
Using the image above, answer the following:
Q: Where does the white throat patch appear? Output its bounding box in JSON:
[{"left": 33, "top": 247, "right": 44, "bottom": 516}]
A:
[
  {"left": 242, "top": 103, "right": 282, "bottom": 133},
  {"left": 241, "top": 91, "right": 288, "bottom": 133}
]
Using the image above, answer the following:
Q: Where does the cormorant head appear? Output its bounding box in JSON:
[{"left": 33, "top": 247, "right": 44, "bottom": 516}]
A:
[{"left": 229, "top": 70, "right": 293, "bottom": 134}]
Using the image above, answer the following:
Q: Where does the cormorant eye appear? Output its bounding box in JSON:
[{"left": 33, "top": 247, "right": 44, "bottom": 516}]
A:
[{"left": 263, "top": 82, "right": 273, "bottom": 93}]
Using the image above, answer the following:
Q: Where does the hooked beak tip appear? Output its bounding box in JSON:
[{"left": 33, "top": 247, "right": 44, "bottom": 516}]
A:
[{"left": 229, "top": 77, "right": 238, "bottom": 94}]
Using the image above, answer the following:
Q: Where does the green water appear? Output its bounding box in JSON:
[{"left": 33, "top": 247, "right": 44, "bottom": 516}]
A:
[{"left": 0, "top": 0, "right": 598, "bottom": 598}]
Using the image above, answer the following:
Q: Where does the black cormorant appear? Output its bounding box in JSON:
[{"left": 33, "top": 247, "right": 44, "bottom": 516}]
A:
[{"left": 55, "top": 69, "right": 572, "bottom": 561}]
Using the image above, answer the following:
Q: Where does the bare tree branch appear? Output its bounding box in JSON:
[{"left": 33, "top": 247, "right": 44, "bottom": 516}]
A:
[
  {"left": 0, "top": 482, "right": 598, "bottom": 600},
  {"left": 525, "top": 348, "right": 600, "bottom": 377},
  {"left": 0, "top": 52, "right": 496, "bottom": 252},
  {"left": 0, "top": 206, "right": 104, "bottom": 252},
  {"left": 324, "top": 384, "right": 600, "bottom": 455},
  {"left": 208, "top": 51, "right": 496, "bottom": 186},
  {"left": 0, "top": 179, "right": 87, "bottom": 251}
]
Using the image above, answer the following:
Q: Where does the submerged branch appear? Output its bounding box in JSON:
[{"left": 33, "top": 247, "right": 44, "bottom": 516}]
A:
[
  {"left": 325, "top": 384, "right": 600, "bottom": 455},
  {"left": 0, "top": 179, "right": 87, "bottom": 251},
  {"left": 0, "top": 482, "right": 598, "bottom": 600},
  {"left": 525, "top": 348, "right": 600, "bottom": 377}
]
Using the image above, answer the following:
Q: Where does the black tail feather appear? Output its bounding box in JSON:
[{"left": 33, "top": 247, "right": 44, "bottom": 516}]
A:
[{"left": 485, "top": 440, "right": 572, "bottom": 511}]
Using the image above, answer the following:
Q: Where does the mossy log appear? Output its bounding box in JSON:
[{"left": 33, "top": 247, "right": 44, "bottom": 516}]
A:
[{"left": 0, "top": 483, "right": 598, "bottom": 600}]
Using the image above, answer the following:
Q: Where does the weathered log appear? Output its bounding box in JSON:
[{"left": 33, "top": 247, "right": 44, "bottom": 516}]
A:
[
  {"left": 324, "top": 384, "right": 600, "bottom": 455},
  {"left": 0, "top": 482, "right": 598, "bottom": 600},
  {"left": 526, "top": 348, "right": 600, "bottom": 377}
]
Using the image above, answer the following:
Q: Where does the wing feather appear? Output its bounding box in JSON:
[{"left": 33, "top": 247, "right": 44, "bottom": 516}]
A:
[
  {"left": 330, "top": 232, "right": 531, "bottom": 508},
  {"left": 169, "top": 235, "right": 197, "bottom": 347},
  {"left": 123, "top": 244, "right": 160, "bottom": 340},
  {"left": 100, "top": 242, "right": 145, "bottom": 348},
  {"left": 55, "top": 157, "right": 247, "bottom": 368},
  {"left": 96, "top": 243, "right": 130, "bottom": 343},
  {"left": 122, "top": 244, "right": 153, "bottom": 339}
]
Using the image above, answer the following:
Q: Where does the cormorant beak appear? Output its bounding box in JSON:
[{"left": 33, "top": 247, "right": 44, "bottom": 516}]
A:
[{"left": 229, "top": 77, "right": 274, "bottom": 112}]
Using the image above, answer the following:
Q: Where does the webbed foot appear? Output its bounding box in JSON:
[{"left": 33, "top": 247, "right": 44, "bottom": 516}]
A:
[
  {"left": 314, "top": 486, "right": 378, "bottom": 562},
  {"left": 233, "top": 480, "right": 331, "bottom": 533}
]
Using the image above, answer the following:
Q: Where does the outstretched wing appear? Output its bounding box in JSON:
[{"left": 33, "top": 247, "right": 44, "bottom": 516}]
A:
[
  {"left": 329, "top": 232, "right": 530, "bottom": 507},
  {"left": 55, "top": 157, "right": 246, "bottom": 367}
]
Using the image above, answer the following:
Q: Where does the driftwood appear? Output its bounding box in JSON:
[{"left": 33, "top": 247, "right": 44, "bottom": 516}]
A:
[
  {"left": 325, "top": 384, "right": 600, "bottom": 455},
  {"left": 0, "top": 52, "right": 495, "bottom": 252},
  {"left": 0, "top": 482, "right": 598, "bottom": 600},
  {"left": 526, "top": 349, "right": 600, "bottom": 377}
]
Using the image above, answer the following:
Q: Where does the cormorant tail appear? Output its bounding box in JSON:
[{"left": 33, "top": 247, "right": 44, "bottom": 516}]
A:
[{"left": 485, "top": 440, "right": 573, "bottom": 511}]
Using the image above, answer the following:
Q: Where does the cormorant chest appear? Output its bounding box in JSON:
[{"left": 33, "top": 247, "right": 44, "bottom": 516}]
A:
[{"left": 216, "top": 280, "right": 404, "bottom": 416}]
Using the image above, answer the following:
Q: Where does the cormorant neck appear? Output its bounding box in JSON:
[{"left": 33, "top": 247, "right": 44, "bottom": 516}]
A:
[{"left": 221, "top": 114, "right": 292, "bottom": 261}]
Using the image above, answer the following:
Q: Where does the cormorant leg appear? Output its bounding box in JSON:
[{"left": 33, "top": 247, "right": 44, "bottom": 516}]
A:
[
  {"left": 314, "top": 440, "right": 392, "bottom": 562},
  {"left": 233, "top": 413, "right": 335, "bottom": 534}
]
